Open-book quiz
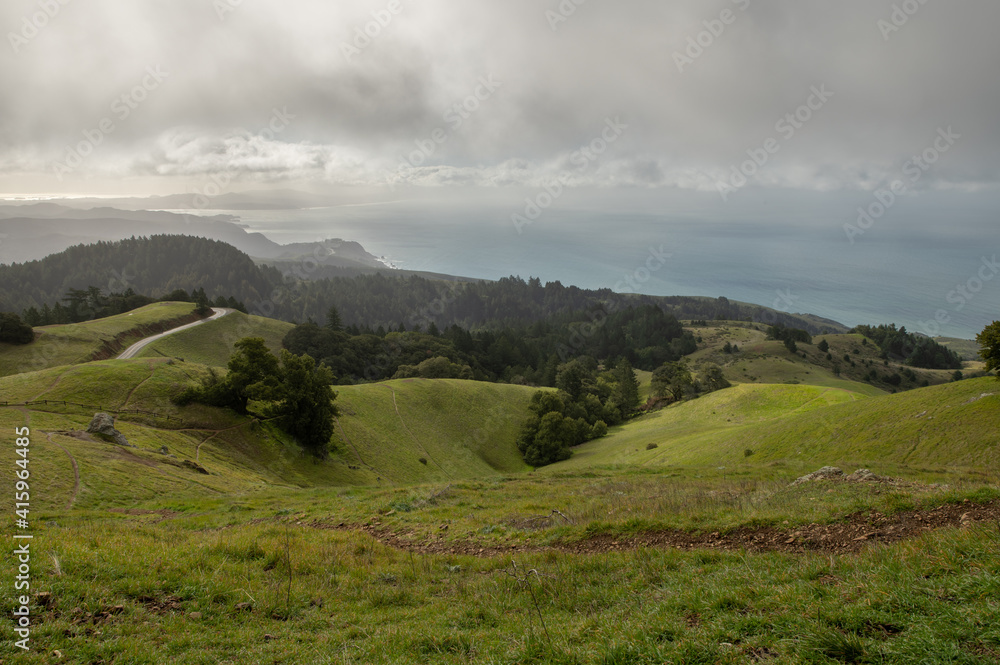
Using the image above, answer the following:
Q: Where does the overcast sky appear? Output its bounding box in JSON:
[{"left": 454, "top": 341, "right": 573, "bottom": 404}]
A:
[{"left": 1, "top": 0, "right": 998, "bottom": 199}]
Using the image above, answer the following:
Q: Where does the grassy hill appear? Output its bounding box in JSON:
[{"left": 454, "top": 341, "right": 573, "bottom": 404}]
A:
[
  {"left": 334, "top": 379, "right": 536, "bottom": 484},
  {"left": 135, "top": 310, "right": 294, "bottom": 367},
  {"left": 0, "top": 361, "right": 538, "bottom": 510},
  {"left": 0, "top": 302, "right": 199, "bottom": 377},
  {"left": 556, "top": 377, "right": 1000, "bottom": 478},
  {"left": 2, "top": 312, "right": 999, "bottom": 662},
  {"left": 685, "top": 322, "right": 972, "bottom": 395}
]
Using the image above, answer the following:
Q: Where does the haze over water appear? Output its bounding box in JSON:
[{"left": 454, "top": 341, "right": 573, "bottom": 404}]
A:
[{"left": 184, "top": 190, "right": 1000, "bottom": 341}]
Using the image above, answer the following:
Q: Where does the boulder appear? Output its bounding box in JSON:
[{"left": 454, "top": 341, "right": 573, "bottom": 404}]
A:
[
  {"left": 792, "top": 466, "right": 843, "bottom": 485},
  {"left": 845, "top": 468, "right": 882, "bottom": 482},
  {"left": 86, "top": 413, "right": 132, "bottom": 447}
]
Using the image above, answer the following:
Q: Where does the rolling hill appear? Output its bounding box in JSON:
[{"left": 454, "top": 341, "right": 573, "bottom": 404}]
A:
[
  {"left": 0, "top": 302, "right": 201, "bottom": 377},
  {"left": 555, "top": 377, "right": 1000, "bottom": 478},
  {"left": 0, "top": 360, "right": 539, "bottom": 509}
]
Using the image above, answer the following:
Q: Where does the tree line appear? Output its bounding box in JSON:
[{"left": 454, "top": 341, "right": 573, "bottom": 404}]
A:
[
  {"left": 282, "top": 303, "right": 696, "bottom": 384},
  {"left": 1, "top": 235, "right": 841, "bottom": 335}
]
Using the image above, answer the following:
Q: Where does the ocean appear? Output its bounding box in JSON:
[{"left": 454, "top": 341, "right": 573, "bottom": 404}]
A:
[{"left": 179, "top": 191, "right": 999, "bottom": 341}]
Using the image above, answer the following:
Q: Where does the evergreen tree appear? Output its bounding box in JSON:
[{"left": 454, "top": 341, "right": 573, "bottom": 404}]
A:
[
  {"left": 325, "top": 305, "right": 343, "bottom": 332},
  {"left": 614, "top": 357, "right": 640, "bottom": 416}
]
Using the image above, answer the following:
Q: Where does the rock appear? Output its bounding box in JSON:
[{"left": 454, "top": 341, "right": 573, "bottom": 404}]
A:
[
  {"left": 181, "top": 460, "right": 210, "bottom": 475},
  {"left": 158, "top": 446, "right": 170, "bottom": 455},
  {"left": 845, "top": 469, "right": 882, "bottom": 482},
  {"left": 85, "top": 413, "right": 132, "bottom": 447},
  {"left": 792, "top": 466, "right": 843, "bottom": 485}
]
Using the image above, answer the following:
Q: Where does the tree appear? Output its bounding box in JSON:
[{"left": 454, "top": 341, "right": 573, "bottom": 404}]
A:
[
  {"left": 784, "top": 338, "right": 798, "bottom": 354},
  {"left": 265, "top": 351, "right": 337, "bottom": 457},
  {"left": 194, "top": 289, "right": 212, "bottom": 316},
  {"left": 0, "top": 312, "right": 34, "bottom": 345},
  {"left": 326, "top": 305, "right": 343, "bottom": 332},
  {"left": 556, "top": 359, "right": 590, "bottom": 401},
  {"left": 699, "top": 363, "right": 731, "bottom": 393},
  {"left": 177, "top": 339, "right": 338, "bottom": 457},
  {"left": 212, "top": 337, "right": 281, "bottom": 414},
  {"left": 817, "top": 339, "right": 829, "bottom": 353},
  {"left": 613, "top": 357, "right": 640, "bottom": 417},
  {"left": 522, "top": 412, "right": 573, "bottom": 467},
  {"left": 977, "top": 321, "right": 1000, "bottom": 377},
  {"left": 651, "top": 361, "right": 694, "bottom": 402}
]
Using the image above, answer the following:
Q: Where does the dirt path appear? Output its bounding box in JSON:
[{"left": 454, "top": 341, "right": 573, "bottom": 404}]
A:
[
  {"left": 382, "top": 385, "right": 451, "bottom": 478},
  {"left": 29, "top": 366, "right": 75, "bottom": 402},
  {"left": 312, "top": 499, "right": 1000, "bottom": 557},
  {"left": 119, "top": 363, "right": 156, "bottom": 409},
  {"left": 333, "top": 417, "right": 387, "bottom": 482},
  {"left": 43, "top": 432, "right": 81, "bottom": 509},
  {"left": 195, "top": 422, "right": 248, "bottom": 463}
]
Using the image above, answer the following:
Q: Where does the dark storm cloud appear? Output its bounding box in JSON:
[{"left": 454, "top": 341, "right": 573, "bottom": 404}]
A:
[{"left": 1, "top": 0, "right": 998, "bottom": 192}]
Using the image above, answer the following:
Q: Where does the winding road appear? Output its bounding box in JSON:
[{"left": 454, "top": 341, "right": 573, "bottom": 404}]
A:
[{"left": 116, "top": 308, "right": 233, "bottom": 360}]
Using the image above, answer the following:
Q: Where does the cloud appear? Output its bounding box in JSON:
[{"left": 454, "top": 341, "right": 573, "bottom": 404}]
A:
[{"left": 1, "top": 0, "right": 999, "bottom": 194}]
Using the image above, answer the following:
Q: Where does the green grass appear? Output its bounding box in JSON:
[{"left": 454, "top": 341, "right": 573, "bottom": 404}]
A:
[
  {"left": 334, "top": 378, "right": 537, "bottom": 484},
  {"left": 135, "top": 311, "right": 294, "bottom": 367},
  {"left": 1, "top": 317, "right": 998, "bottom": 662},
  {"left": 0, "top": 364, "right": 540, "bottom": 509},
  {"left": 557, "top": 383, "right": 866, "bottom": 470},
  {"left": 558, "top": 377, "right": 1000, "bottom": 473},
  {"left": 2, "top": 469, "right": 998, "bottom": 664},
  {"left": 0, "top": 302, "right": 198, "bottom": 377},
  {"left": 687, "top": 323, "right": 964, "bottom": 395}
]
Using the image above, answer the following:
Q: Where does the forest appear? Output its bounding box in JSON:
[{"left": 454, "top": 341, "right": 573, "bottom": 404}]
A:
[{"left": 0, "top": 235, "right": 842, "bottom": 334}]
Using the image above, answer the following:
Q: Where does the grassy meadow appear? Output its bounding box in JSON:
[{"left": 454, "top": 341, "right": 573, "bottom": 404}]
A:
[
  {"left": 0, "top": 316, "right": 997, "bottom": 663},
  {"left": 0, "top": 302, "right": 199, "bottom": 378}
]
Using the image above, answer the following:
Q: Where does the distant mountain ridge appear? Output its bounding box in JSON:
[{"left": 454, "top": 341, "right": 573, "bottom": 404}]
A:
[
  {"left": 0, "top": 203, "right": 384, "bottom": 268},
  {"left": 0, "top": 234, "right": 848, "bottom": 336}
]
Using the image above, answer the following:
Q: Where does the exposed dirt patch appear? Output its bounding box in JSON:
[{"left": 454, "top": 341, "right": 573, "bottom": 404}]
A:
[
  {"left": 314, "top": 499, "right": 1000, "bottom": 557},
  {"left": 136, "top": 595, "right": 185, "bottom": 615}
]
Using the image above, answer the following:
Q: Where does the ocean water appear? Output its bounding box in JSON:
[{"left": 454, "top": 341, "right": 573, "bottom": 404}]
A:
[{"left": 180, "top": 194, "right": 999, "bottom": 341}]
